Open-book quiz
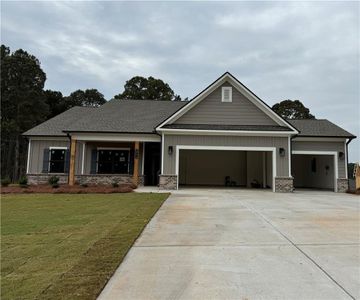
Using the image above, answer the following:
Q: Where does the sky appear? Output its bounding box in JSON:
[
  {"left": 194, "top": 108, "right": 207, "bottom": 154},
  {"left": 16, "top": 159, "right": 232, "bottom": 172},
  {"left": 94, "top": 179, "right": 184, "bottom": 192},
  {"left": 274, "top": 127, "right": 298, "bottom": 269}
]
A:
[{"left": 1, "top": 1, "right": 359, "bottom": 162}]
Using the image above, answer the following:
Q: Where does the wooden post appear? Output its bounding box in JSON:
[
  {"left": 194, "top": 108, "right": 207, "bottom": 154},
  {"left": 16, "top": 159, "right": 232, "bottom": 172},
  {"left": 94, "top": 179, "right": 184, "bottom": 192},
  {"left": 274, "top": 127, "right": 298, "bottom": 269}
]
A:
[
  {"left": 133, "top": 141, "right": 140, "bottom": 185},
  {"left": 69, "top": 138, "right": 76, "bottom": 186}
]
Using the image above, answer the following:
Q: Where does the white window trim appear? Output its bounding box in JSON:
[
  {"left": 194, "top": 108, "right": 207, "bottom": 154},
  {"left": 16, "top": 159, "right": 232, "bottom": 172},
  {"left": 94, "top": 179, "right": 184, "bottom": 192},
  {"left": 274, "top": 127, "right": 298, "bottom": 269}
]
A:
[
  {"left": 291, "top": 150, "right": 338, "bottom": 192},
  {"left": 97, "top": 147, "right": 130, "bottom": 150},
  {"left": 49, "top": 147, "right": 68, "bottom": 174},
  {"left": 221, "top": 86, "right": 232, "bottom": 102},
  {"left": 175, "top": 145, "right": 277, "bottom": 192},
  {"left": 49, "top": 147, "right": 68, "bottom": 150}
]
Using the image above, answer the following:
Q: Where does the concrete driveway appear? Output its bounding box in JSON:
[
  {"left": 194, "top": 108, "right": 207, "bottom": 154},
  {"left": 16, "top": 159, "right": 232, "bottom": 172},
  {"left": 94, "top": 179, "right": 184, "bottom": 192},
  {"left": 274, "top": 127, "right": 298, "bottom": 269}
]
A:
[{"left": 98, "top": 188, "right": 360, "bottom": 300}]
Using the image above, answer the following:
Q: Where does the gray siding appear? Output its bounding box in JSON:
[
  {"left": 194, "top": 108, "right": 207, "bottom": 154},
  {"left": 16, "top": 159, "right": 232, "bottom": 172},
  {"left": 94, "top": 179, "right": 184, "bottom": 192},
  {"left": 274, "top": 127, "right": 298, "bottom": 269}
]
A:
[
  {"left": 28, "top": 139, "right": 143, "bottom": 176},
  {"left": 163, "top": 134, "right": 289, "bottom": 177},
  {"left": 28, "top": 139, "right": 69, "bottom": 174},
  {"left": 174, "top": 82, "right": 277, "bottom": 126},
  {"left": 292, "top": 140, "right": 346, "bottom": 178}
]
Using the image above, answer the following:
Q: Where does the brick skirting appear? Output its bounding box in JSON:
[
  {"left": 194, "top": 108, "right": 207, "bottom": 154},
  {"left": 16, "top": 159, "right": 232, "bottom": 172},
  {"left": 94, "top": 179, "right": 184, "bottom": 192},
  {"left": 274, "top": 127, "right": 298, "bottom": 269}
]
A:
[
  {"left": 275, "top": 177, "right": 294, "bottom": 193},
  {"left": 159, "top": 175, "right": 177, "bottom": 190},
  {"left": 27, "top": 174, "right": 68, "bottom": 185},
  {"left": 336, "top": 178, "right": 348, "bottom": 193},
  {"left": 27, "top": 174, "right": 144, "bottom": 186}
]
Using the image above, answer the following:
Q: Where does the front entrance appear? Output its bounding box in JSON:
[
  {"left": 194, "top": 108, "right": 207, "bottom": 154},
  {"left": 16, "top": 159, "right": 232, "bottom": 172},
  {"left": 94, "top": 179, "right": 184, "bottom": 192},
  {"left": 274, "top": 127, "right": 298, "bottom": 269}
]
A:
[{"left": 144, "top": 142, "right": 161, "bottom": 186}]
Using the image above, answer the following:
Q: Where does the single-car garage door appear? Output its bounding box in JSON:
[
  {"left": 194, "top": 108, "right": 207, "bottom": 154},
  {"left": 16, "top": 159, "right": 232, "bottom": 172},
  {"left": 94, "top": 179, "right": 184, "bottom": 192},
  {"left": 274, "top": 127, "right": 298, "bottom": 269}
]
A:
[{"left": 292, "top": 154, "right": 336, "bottom": 191}]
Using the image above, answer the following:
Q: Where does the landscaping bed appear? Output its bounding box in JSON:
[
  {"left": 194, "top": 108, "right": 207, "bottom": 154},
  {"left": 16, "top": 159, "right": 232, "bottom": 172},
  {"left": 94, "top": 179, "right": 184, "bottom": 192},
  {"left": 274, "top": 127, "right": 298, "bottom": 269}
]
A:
[
  {"left": 1, "top": 193, "right": 169, "bottom": 300},
  {"left": 1, "top": 184, "right": 135, "bottom": 194}
]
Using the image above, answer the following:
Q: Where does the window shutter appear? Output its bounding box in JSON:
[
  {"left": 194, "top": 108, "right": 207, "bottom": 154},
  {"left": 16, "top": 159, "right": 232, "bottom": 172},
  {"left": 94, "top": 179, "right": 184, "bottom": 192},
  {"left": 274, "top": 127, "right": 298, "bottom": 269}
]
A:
[
  {"left": 64, "top": 149, "right": 70, "bottom": 173},
  {"left": 90, "top": 149, "right": 97, "bottom": 174},
  {"left": 42, "top": 148, "right": 50, "bottom": 173}
]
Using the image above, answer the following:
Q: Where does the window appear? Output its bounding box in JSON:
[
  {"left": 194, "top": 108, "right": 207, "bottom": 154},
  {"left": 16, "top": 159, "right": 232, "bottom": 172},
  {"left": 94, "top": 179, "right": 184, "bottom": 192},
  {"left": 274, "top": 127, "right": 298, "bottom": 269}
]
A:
[
  {"left": 222, "top": 87, "right": 232, "bottom": 102},
  {"left": 49, "top": 148, "right": 67, "bottom": 173},
  {"left": 97, "top": 149, "right": 130, "bottom": 174}
]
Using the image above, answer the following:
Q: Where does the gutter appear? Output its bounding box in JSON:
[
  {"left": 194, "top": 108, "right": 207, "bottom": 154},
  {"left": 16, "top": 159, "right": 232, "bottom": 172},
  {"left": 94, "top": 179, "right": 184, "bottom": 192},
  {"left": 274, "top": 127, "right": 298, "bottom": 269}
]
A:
[{"left": 346, "top": 137, "right": 354, "bottom": 180}]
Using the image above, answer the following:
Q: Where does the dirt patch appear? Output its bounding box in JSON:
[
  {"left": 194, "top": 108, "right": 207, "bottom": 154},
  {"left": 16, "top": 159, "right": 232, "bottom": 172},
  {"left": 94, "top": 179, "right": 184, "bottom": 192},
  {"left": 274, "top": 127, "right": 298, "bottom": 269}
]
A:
[{"left": 1, "top": 184, "right": 134, "bottom": 194}]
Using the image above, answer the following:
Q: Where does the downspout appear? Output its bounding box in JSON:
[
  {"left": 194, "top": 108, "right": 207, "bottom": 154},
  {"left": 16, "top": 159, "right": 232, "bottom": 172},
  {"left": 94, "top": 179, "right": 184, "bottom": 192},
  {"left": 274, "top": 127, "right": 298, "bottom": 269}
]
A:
[{"left": 346, "top": 137, "right": 354, "bottom": 183}]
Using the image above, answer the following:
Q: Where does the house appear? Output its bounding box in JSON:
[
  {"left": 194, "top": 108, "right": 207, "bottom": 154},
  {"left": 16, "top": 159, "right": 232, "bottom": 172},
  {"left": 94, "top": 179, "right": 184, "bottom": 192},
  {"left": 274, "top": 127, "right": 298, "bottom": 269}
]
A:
[{"left": 23, "top": 72, "right": 356, "bottom": 192}]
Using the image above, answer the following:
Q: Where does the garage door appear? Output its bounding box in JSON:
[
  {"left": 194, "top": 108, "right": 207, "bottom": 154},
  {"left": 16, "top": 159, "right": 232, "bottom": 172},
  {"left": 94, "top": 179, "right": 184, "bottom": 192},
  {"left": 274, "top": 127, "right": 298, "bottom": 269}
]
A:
[
  {"left": 178, "top": 148, "right": 274, "bottom": 190},
  {"left": 292, "top": 154, "right": 336, "bottom": 191}
]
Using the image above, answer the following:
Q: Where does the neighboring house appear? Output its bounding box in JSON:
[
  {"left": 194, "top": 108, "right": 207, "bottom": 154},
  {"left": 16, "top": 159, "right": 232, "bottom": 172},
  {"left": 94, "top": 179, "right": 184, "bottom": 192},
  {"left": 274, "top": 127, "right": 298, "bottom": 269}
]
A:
[{"left": 23, "top": 72, "right": 356, "bottom": 192}]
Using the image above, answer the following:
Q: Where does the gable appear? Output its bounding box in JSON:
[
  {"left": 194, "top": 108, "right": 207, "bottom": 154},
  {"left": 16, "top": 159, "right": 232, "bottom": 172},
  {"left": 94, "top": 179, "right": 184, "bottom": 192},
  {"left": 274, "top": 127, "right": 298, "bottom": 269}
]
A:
[{"left": 174, "top": 82, "right": 278, "bottom": 126}]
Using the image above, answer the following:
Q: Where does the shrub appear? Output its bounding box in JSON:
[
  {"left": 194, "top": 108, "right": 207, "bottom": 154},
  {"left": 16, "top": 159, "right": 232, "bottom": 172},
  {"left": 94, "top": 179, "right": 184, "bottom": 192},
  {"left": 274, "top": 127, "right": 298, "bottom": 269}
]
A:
[
  {"left": 1, "top": 177, "right": 11, "bottom": 187},
  {"left": 52, "top": 183, "right": 59, "bottom": 189},
  {"left": 19, "top": 176, "right": 28, "bottom": 187},
  {"left": 112, "top": 181, "right": 119, "bottom": 188},
  {"left": 48, "top": 176, "right": 60, "bottom": 187},
  {"left": 81, "top": 183, "right": 88, "bottom": 188}
]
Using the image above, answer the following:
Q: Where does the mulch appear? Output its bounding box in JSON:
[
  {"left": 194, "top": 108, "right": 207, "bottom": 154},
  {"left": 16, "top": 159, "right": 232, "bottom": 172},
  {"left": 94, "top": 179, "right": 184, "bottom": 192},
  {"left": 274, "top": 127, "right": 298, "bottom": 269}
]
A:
[{"left": 1, "top": 184, "right": 135, "bottom": 194}]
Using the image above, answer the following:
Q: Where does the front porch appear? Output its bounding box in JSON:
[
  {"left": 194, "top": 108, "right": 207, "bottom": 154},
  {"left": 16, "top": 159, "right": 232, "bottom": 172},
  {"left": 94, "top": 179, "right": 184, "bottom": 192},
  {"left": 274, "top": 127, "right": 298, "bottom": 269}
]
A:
[{"left": 68, "top": 138, "right": 161, "bottom": 186}]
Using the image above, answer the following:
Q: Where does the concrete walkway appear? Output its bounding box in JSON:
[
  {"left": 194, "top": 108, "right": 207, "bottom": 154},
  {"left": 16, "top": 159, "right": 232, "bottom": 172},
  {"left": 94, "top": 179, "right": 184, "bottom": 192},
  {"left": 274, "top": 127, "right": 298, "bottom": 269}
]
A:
[{"left": 98, "top": 188, "right": 360, "bottom": 300}]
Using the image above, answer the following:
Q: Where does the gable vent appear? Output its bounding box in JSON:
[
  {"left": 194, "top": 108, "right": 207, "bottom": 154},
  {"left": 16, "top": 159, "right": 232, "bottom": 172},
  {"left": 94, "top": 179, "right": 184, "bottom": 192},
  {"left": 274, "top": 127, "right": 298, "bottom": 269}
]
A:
[{"left": 221, "top": 87, "right": 232, "bottom": 102}]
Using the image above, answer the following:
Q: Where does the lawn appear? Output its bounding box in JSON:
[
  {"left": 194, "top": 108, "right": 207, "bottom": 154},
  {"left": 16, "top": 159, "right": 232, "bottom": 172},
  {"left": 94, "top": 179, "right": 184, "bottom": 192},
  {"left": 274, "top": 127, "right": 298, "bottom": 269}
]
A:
[{"left": 1, "top": 192, "right": 168, "bottom": 299}]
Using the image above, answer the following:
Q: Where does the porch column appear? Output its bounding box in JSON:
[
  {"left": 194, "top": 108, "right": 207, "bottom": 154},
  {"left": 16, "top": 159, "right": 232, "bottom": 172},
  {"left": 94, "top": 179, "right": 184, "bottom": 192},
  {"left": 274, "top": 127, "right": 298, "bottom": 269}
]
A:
[
  {"left": 69, "top": 138, "right": 76, "bottom": 186},
  {"left": 133, "top": 141, "right": 140, "bottom": 185}
]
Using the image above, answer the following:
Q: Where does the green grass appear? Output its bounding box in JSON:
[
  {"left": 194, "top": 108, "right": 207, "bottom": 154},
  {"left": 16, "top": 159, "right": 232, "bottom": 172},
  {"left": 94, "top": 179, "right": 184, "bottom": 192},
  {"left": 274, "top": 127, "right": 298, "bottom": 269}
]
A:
[{"left": 1, "top": 193, "right": 168, "bottom": 300}]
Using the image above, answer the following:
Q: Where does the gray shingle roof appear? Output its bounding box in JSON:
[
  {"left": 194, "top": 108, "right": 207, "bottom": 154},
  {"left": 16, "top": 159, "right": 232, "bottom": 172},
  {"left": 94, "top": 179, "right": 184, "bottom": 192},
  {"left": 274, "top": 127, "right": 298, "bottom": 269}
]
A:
[
  {"left": 23, "top": 100, "right": 355, "bottom": 139},
  {"left": 23, "top": 107, "right": 96, "bottom": 136},
  {"left": 163, "top": 124, "right": 291, "bottom": 131},
  {"left": 65, "top": 99, "right": 187, "bottom": 133},
  {"left": 287, "top": 119, "right": 355, "bottom": 138}
]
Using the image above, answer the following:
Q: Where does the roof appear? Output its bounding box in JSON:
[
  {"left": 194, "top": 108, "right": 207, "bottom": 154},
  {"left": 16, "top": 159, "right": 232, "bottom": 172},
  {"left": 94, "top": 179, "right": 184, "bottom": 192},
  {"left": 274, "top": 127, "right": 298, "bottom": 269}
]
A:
[
  {"left": 23, "top": 107, "right": 95, "bottom": 136},
  {"left": 287, "top": 119, "right": 356, "bottom": 138},
  {"left": 156, "top": 72, "right": 299, "bottom": 134},
  {"left": 163, "top": 124, "right": 292, "bottom": 131},
  {"left": 64, "top": 99, "right": 187, "bottom": 133}
]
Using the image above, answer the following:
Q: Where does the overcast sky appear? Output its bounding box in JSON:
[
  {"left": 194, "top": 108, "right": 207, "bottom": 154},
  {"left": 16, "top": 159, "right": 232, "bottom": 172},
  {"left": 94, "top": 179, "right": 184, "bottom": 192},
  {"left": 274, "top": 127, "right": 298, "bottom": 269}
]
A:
[{"left": 2, "top": 1, "right": 359, "bottom": 161}]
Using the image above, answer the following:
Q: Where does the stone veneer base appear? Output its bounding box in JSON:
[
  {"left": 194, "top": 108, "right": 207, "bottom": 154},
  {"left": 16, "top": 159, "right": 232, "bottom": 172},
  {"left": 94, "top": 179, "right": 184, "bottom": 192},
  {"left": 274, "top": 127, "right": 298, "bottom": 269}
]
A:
[
  {"left": 336, "top": 178, "right": 348, "bottom": 193},
  {"left": 275, "top": 177, "right": 294, "bottom": 193},
  {"left": 159, "top": 175, "right": 178, "bottom": 190},
  {"left": 27, "top": 174, "right": 69, "bottom": 185},
  {"left": 27, "top": 174, "right": 144, "bottom": 186}
]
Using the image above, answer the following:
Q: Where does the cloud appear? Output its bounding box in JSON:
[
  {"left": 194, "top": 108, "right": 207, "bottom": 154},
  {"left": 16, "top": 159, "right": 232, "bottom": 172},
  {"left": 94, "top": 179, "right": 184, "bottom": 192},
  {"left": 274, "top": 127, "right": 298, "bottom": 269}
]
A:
[{"left": 1, "top": 1, "right": 359, "bottom": 161}]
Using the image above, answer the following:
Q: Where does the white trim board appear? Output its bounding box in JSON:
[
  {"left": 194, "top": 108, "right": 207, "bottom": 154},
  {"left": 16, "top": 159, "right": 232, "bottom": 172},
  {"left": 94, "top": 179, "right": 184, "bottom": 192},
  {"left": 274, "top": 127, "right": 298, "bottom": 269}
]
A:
[
  {"left": 291, "top": 150, "right": 338, "bottom": 192},
  {"left": 72, "top": 133, "right": 161, "bottom": 142},
  {"left": 156, "top": 73, "right": 298, "bottom": 134},
  {"left": 81, "top": 142, "right": 86, "bottom": 175},
  {"left": 26, "top": 139, "right": 31, "bottom": 174},
  {"left": 157, "top": 128, "right": 294, "bottom": 137},
  {"left": 175, "top": 145, "right": 277, "bottom": 192}
]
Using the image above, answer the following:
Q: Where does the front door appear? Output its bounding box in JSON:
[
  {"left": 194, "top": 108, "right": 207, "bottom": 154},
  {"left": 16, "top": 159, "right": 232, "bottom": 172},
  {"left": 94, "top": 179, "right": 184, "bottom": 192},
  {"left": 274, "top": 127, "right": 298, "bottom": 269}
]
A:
[{"left": 144, "top": 142, "right": 161, "bottom": 186}]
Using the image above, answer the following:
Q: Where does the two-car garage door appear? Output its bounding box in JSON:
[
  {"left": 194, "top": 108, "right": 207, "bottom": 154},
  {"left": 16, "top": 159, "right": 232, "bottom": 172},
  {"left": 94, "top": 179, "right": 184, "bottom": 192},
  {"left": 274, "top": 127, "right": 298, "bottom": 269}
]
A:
[{"left": 178, "top": 147, "right": 275, "bottom": 190}]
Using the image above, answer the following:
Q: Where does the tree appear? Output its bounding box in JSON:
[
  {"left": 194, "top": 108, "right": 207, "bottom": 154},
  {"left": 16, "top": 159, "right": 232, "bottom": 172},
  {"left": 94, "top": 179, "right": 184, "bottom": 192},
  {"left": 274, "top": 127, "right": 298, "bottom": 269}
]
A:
[
  {"left": 1, "top": 45, "right": 48, "bottom": 181},
  {"left": 65, "top": 89, "right": 106, "bottom": 107},
  {"left": 44, "top": 90, "right": 67, "bottom": 118},
  {"left": 114, "top": 76, "right": 181, "bottom": 101},
  {"left": 272, "top": 100, "right": 315, "bottom": 119}
]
